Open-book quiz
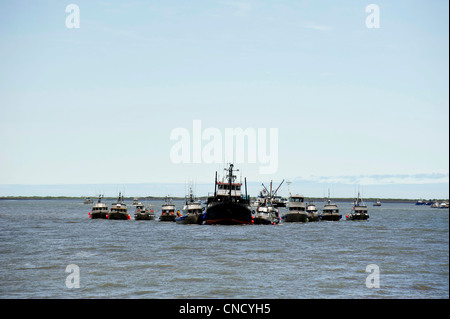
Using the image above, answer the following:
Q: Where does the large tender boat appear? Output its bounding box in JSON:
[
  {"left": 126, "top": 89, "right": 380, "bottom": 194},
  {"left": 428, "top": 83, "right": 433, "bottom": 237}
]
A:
[
  {"left": 347, "top": 192, "right": 369, "bottom": 220},
  {"left": 205, "top": 164, "right": 252, "bottom": 225},
  {"left": 176, "top": 188, "right": 204, "bottom": 225},
  {"left": 160, "top": 196, "right": 178, "bottom": 222},
  {"left": 89, "top": 195, "right": 108, "bottom": 219},
  {"left": 283, "top": 194, "right": 308, "bottom": 222},
  {"left": 108, "top": 193, "right": 130, "bottom": 220}
]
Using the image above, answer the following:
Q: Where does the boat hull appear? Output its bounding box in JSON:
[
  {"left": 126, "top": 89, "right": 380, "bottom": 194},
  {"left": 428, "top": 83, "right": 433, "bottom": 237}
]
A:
[
  {"left": 347, "top": 213, "right": 369, "bottom": 220},
  {"left": 176, "top": 214, "right": 204, "bottom": 225},
  {"left": 91, "top": 212, "right": 108, "bottom": 219},
  {"left": 321, "top": 214, "right": 342, "bottom": 221},
  {"left": 283, "top": 212, "right": 308, "bottom": 222},
  {"left": 134, "top": 213, "right": 155, "bottom": 220},
  {"left": 307, "top": 213, "right": 320, "bottom": 222},
  {"left": 253, "top": 216, "right": 279, "bottom": 225},
  {"left": 108, "top": 213, "right": 129, "bottom": 220},
  {"left": 205, "top": 202, "right": 253, "bottom": 225},
  {"left": 160, "top": 214, "right": 176, "bottom": 222}
]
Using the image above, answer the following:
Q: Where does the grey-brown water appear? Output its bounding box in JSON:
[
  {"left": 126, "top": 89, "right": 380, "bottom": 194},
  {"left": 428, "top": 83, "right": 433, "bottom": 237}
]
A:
[{"left": 0, "top": 199, "right": 448, "bottom": 298}]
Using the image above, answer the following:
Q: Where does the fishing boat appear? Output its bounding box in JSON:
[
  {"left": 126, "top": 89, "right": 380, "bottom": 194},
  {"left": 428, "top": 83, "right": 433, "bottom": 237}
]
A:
[
  {"left": 160, "top": 196, "right": 178, "bottom": 222},
  {"left": 253, "top": 180, "right": 283, "bottom": 224},
  {"left": 253, "top": 202, "right": 280, "bottom": 225},
  {"left": 176, "top": 188, "right": 204, "bottom": 225},
  {"left": 134, "top": 202, "right": 155, "bottom": 220},
  {"left": 305, "top": 201, "right": 320, "bottom": 222},
  {"left": 416, "top": 199, "right": 425, "bottom": 205},
  {"left": 430, "top": 201, "right": 440, "bottom": 208},
  {"left": 205, "top": 163, "right": 253, "bottom": 225},
  {"left": 373, "top": 199, "right": 381, "bottom": 206},
  {"left": 89, "top": 195, "right": 108, "bottom": 219},
  {"left": 321, "top": 199, "right": 341, "bottom": 221},
  {"left": 283, "top": 194, "right": 308, "bottom": 222},
  {"left": 84, "top": 197, "right": 93, "bottom": 204},
  {"left": 347, "top": 192, "right": 369, "bottom": 220},
  {"left": 108, "top": 193, "right": 130, "bottom": 220}
]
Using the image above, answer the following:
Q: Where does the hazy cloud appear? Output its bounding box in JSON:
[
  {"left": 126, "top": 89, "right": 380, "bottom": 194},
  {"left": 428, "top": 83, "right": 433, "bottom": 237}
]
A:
[
  {"left": 295, "top": 173, "right": 449, "bottom": 185},
  {"left": 304, "top": 25, "right": 333, "bottom": 31}
]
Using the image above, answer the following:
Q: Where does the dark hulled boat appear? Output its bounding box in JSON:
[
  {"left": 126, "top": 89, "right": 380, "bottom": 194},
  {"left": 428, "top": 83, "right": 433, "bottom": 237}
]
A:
[
  {"left": 320, "top": 199, "right": 341, "bottom": 221},
  {"left": 134, "top": 202, "right": 156, "bottom": 220},
  {"left": 108, "top": 193, "right": 130, "bottom": 220},
  {"left": 283, "top": 194, "right": 308, "bottom": 222},
  {"left": 205, "top": 164, "right": 252, "bottom": 225},
  {"left": 176, "top": 188, "right": 204, "bottom": 225},
  {"left": 347, "top": 192, "right": 369, "bottom": 220},
  {"left": 89, "top": 195, "right": 109, "bottom": 219},
  {"left": 160, "top": 196, "right": 177, "bottom": 222}
]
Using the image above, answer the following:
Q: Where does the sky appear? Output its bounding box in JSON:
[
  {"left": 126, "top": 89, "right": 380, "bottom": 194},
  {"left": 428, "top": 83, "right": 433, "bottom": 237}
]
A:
[{"left": 0, "top": 0, "right": 448, "bottom": 198}]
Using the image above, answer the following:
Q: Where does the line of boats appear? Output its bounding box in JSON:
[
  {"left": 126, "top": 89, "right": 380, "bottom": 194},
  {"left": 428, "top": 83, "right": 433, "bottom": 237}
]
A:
[
  {"left": 88, "top": 163, "right": 370, "bottom": 224},
  {"left": 415, "top": 199, "right": 449, "bottom": 209}
]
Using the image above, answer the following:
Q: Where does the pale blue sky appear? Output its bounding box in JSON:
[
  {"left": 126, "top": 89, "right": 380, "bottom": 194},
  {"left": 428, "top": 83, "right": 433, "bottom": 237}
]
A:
[{"left": 0, "top": 0, "right": 448, "bottom": 198}]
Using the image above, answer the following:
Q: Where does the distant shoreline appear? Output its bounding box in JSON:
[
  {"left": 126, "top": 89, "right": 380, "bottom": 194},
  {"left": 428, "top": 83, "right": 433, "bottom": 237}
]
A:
[{"left": 1, "top": 196, "right": 445, "bottom": 203}]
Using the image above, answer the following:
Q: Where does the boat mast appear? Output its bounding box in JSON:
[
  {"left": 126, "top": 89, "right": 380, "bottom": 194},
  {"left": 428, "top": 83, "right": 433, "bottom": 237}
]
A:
[
  {"left": 214, "top": 171, "right": 218, "bottom": 199},
  {"left": 245, "top": 177, "right": 248, "bottom": 203},
  {"left": 228, "top": 164, "right": 233, "bottom": 201},
  {"left": 269, "top": 180, "right": 273, "bottom": 198},
  {"left": 273, "top": 179, "right": 285, "bottom": 196}
]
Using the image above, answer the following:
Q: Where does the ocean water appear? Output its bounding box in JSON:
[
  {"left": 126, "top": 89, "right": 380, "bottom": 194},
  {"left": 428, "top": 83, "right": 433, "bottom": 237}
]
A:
[{"left": 0, "top": 199, "right": 448, "bottom": 299}]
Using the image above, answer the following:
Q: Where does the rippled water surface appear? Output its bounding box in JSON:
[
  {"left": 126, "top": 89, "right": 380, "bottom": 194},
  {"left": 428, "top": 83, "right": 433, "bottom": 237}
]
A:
[{"left": 0, "top": 199, "right": 448, "bottom": 298}]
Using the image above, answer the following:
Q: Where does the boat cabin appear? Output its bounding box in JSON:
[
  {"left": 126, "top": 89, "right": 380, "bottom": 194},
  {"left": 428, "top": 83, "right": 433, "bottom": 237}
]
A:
[{"left": 288, "top": 194, "right": 306, "bottom": 211}]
